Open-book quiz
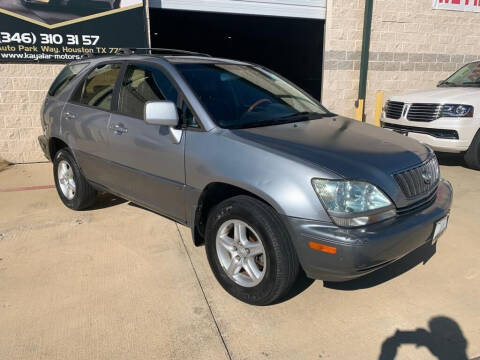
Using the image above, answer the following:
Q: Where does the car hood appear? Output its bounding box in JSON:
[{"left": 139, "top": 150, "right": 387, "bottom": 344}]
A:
[
  {"left": 230, "top": 116, "right": 431, "bottom": 208},
  {"left": 389, "top": 87, "right": 480, "bottom": 104}
]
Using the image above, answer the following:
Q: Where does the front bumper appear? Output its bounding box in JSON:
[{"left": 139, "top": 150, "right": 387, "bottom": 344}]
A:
[
  {"left": 381, "top": 115, "right": 480, "bottom": 153},
  {"left": 283, "top": 179, "right": 453, "bottom": 281}
]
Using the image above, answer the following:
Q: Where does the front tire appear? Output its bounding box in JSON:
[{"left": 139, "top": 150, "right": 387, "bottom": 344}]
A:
[
  {"left": 53, "top": 149, "right": 97, "bottom": 210},
  {"left": 205, "top": 195, "right": 300, "bottom": 305},
  {"left": 464, "top": 130, "right": 480, "bottom": 170}
]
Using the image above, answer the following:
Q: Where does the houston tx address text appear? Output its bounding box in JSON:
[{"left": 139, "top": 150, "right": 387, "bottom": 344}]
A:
[{"left": 0, "top": 31, "right": 120, "bottom": 60}]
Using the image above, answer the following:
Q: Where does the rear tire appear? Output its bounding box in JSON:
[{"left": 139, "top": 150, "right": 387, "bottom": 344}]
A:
[
  {"left": 53, "top": 149, "right": 97, "bottom": 210},
  {"left": 205, "top": 195, "right": 300, "bottom": 305},
  {"left": 464, "top": 130, "right": 480, "bottom": 170}
]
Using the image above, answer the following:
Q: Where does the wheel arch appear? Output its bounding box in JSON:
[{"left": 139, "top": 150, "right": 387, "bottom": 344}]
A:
[
  {"left": 48, "top": 137, "right": 69, "bottom": 160},
  {"left": 191, "top": 181, "right": 283, "bottom": 246}
]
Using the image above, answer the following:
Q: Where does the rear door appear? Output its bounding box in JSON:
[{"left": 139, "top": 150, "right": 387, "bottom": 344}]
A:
[
  {"left": 106, "top": 62, "right": 186, "bottom": 222},
  {"left": 43, "top": 63, "right": 89, "bottom": 143},
  {"left": 61, "top": 62, "right": 123, "bottom": 187}
]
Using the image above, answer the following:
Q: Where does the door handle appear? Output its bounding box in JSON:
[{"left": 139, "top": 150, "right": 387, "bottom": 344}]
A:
[
  {"left": 64, "top": 112, "right": 76, "bottom": 120},
  {"left": 110, "top": 123, "right": 128, "bottom": 135}
]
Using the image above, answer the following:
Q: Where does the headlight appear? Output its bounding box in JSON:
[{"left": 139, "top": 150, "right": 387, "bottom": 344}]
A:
[
  {"left": 441, "top": 104, "right": 473, "bottom": 117},
  {"left": 312, "top": 179, "right": 396, "bottom": 227}
]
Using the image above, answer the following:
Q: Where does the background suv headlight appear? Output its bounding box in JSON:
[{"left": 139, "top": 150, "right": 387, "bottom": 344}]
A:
[
  {"left": 312, "top": 179, "right": 396, "bottom": 227},
  {"left": 441, "top": 104, "right": 474, "bottom": 117}
]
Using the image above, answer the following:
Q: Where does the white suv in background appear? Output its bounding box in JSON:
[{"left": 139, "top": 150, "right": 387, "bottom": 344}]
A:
[{"left": 381, "top": 61, "right": 480, "bottom": 169}]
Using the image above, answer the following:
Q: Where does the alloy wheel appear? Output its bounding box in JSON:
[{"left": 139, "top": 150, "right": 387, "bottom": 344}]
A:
[
  {"left": 57, "top": 160, "right": 76, "bottom": 200},
  {"left": 216, "top": 219, "right": 266, "bottom": 287}
]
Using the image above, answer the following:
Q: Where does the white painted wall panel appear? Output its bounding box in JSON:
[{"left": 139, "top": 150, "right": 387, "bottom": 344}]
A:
[{"left": 149, "top": 0, "right": 326, "bottom": 19}]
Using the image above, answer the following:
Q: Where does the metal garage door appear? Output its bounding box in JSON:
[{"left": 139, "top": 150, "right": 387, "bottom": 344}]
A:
[{"left": 149, "top": 0, "right": 326, "bottom": 19}]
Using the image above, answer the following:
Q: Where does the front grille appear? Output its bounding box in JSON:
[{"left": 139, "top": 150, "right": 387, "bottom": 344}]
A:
[
  {"left": 385, "top": 101, "right": 404, "bottom": 119},
  {"left": 396, "top": 189, "right": 437, "bottom": 216},
  {"left": 381, "top": 122, "right": 459, "bottom": 139},
  {"left": 394, "top": 157, "right": 440, "bottom": 199},
  {"left": 407, "top": 103, "right": 442, "bottom": 122}
]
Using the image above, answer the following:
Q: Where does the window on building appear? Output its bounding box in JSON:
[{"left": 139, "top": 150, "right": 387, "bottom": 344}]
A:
[{"left": 118, "top": 64, "right": 178, "bottom": 120}]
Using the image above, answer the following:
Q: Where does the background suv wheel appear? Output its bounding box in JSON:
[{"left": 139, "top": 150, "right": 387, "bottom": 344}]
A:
[
  {"left": 53, "top": 149, "right": 97, "bottom": 210},
  {"left": 464, "top": 130, "right": 480, "bottom": 170},
  {"left": 205, "top": 195, "right": 300, "bottom": 305}
]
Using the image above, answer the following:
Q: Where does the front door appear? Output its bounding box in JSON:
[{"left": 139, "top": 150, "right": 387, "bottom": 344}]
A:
[{"left": 106, "top": 63, "right": 186, "bottom": 222}]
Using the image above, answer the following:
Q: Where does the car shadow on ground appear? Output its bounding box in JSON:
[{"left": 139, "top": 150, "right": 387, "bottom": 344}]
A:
[
  {"left": 378, "top": 316, "right": 469, "bottom": 360},
  {"left": 88, "top": 192, "right": 127, "bottom": 210},
  {"left": 273, "top": 271, "right": 315, "bottom": 304},
  {"left": 324, "top": 242, "right": 436, "bottom": 291},
  {"left": 273, "top": 240, "right": 437, "bottom": 303},
  {"left": 436, "top": 152, "right": 467, "bottom": 167}
]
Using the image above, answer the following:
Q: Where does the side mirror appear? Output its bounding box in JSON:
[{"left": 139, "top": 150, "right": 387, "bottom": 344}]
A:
[
  {"left": 145, "top": 101, "right": 179, "bottom": 127},
  {"left": 437, "top": 80, "right": 445, "bottom": 86}
]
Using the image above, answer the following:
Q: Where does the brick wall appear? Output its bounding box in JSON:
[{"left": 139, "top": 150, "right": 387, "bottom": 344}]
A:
[
  {"left": 0, "top": 64, "right": 62, "bottom": 163},
  {"left": 322, "top": 0, "right": 480, "bottom": 122}
]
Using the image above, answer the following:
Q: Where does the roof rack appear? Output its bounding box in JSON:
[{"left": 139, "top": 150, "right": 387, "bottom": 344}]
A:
[
  {"left": 118, "top": 48, "right": 212, "bottom": 57},
  {"left": 79, "top": 48, "right": 133, "bottom": 59},
  {"left": 79, "top": 48, "right": 211, "bottom": 60},
  {"left": 116, "top": 48, "right": 133, "bottom": 55},
  {"left": 80, "top": 52, "right": 96, "bottom": 59}
]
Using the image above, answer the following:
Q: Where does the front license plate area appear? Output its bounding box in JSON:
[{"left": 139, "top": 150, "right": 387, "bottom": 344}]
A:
[{"left": 432, "top": 216, "right": 449, "bottom": 245}]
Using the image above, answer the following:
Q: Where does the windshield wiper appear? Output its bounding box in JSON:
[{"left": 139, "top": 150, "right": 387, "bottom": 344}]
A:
[
  {"left": 230, "top": 112, "right": 327, "bottom": 129},
  {"left": 277, "top": 111, "right": 323, "bottom": 120},
  {"left": 278, "top": 95, "right": 318, "bottom": 106},
  {"left": 460, "top": 82, "right": 480, "bottom": 85}
]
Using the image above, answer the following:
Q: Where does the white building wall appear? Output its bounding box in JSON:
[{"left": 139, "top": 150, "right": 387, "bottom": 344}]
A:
[{"left": 149, "top": 0, "right": 326, "bottom": 19}]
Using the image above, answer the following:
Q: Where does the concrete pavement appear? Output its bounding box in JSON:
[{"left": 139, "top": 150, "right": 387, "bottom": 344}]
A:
[{"left": 0, "top": 159, "right": 479, "bottom": 359}]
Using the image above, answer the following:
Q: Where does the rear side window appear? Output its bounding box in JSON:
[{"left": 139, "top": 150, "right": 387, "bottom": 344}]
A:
[
  {"left": 118, "top": 64, "right": 178, "bottom": 119},
  {"left": 72, "top": 63, "right": 122, "bottom": 112},
  {"left": 48, "top": 63, "right": 87, "bottom": 97}
]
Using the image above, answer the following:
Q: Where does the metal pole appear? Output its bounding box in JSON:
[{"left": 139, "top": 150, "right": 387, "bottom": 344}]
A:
[
  {"left": 144, "top": 0, "right": 152, "bottom": 49},
  {"left": 356, "top": 0, "right": 373, "bottom": 122}
]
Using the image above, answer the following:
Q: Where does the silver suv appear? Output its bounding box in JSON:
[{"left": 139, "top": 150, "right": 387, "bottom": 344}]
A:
[{"left": 39, "top": 49, "right": 453, "bottom": 305}]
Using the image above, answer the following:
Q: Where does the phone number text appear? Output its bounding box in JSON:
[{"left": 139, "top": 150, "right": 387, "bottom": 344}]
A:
[{"left": 0, "top": 32, "right": 100, "bottom": 46}]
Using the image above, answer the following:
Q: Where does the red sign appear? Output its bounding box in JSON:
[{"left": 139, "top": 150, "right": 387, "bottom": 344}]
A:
[{"left": 433, "top": 0, "right": 480, "bottom": 11}]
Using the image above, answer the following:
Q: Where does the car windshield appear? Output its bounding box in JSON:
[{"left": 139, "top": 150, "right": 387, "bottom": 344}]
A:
[
  {"left": 175, "top": 63, "right": 332, "bottom": 129},
  {"left": 439, "top": 61, "right": 480, "bottom": 87}
]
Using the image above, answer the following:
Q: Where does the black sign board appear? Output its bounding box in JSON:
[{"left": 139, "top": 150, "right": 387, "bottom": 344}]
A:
[{"left": 0, "top": 0, "right": 148, "bottom": 62}]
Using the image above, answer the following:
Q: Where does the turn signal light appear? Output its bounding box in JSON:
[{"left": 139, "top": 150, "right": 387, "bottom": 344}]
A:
[{"left": 308, "top": 241, "right": 337, "bottom": 254}]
